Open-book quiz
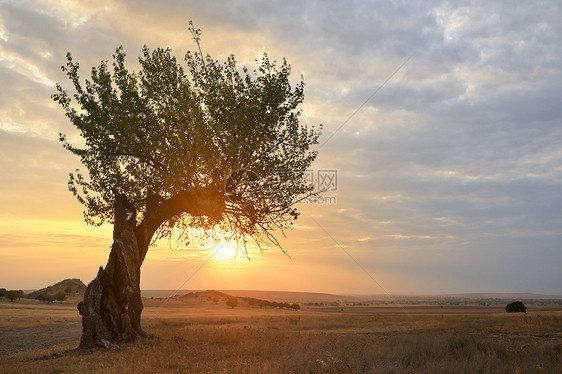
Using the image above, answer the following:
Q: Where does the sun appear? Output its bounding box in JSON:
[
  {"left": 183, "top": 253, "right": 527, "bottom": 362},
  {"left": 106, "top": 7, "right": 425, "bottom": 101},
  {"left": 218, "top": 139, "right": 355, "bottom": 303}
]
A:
[
  {"left": 161, "top": 227, "right": 264, "bottom": 263},
  {"left": 211, "top": 235, "right": 263, "bottom": 262},
  {"left": 214, "top": 240, "right": 245, "bottom": 261}
]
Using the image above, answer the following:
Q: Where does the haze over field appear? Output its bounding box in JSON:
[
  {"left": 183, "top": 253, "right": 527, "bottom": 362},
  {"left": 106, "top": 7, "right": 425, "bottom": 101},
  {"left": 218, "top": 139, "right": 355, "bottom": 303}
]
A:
[{"left": 1, "top": 1, "right": 561, "bottom": 295}]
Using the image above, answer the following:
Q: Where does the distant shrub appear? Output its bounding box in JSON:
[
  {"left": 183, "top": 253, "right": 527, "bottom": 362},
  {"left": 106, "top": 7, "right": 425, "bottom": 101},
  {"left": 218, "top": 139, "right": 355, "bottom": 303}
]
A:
[
  {"left": 226, "top": 297, "right": 238, "bottom": 309},
  {"left": 258, "top": 300, "right": 271, "bottom": 308},
  {"left": 505, "top": 301, "right": 527, "bottom": 313},
  {"left": 64, "top": 287, "right": 72, "bottom": 294},
  {"left": 0, "top": 288, "right": 6, "bottom": 300}
]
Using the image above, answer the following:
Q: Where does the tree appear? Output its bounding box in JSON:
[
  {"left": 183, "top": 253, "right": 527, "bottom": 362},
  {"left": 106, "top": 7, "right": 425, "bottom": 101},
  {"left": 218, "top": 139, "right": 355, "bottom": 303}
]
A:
[
  {"left": 55, "top": 291, "right": 67, "bottom": 304},
  {"left": 52, "top": 24, "right": 320, "bottom": 348},
  {"left": 0, "top": 288, "right": 6, "bottom": 300},
  {"left": 5, "top": 290, "right": 18, "bottom": 302},
  {"left": 505, "top": 301, "right": 527, "bottom": 313},
  {"left": 226, "top": 297, "right": 238, "bottom": 309},
  {"left": 17, "top": 290, "right": 24, "bottom": 300},
  {"left": 35, "top": 293, "right": 55, "bottom": 304}
]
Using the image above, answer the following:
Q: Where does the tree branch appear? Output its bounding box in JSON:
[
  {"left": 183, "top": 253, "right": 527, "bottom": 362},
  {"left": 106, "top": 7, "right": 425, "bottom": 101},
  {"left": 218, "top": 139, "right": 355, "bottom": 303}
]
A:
[{"left": 135, "top": 185, "right": 224, "bottom": 262}]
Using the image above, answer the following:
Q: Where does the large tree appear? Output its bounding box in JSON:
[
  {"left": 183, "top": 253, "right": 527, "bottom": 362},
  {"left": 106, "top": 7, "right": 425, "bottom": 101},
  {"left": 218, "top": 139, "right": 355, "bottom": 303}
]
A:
[{"left": 53, "top": 25, "right": 320, "bottom": 348}]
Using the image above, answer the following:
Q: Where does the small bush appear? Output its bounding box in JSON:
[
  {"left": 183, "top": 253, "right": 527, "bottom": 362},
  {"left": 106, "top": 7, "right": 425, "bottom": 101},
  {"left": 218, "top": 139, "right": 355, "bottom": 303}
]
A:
[
  {"left": 226, "top": 297, "right": 238, "bottom": 309},
  {"left": 505, "top": 301, "right": 527, "bottom": 313}
]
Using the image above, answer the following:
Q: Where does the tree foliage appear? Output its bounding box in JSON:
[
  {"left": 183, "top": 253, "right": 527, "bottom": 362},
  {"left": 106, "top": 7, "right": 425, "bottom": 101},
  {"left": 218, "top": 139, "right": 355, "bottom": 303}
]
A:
[
  {"left": 505, "top": 301, "right": 527, "bottom": 313},
  {"left": 36, "top": 293, "right": 55, "bottom": 304},
  {"left": 52, "top": 24, "right": 320, "bottom": 249},
  {"left": 0, "top": 288, "right": 6, "bottom": 300},
  {"left": 5, "top": 290, "right": 18, "bottom": 302},
  {"left": 55, "top": 291, "right": 67, "bottom": 303}
]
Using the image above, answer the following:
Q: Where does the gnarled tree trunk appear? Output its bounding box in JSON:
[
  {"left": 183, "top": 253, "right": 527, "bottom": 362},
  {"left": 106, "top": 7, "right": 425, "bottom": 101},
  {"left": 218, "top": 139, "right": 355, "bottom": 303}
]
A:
[
  {"left": 78, "top": 192, "right": 148, "bottom": 348},
  {"left": 77, "top": 187, "right": 223, "bottom": 348}
]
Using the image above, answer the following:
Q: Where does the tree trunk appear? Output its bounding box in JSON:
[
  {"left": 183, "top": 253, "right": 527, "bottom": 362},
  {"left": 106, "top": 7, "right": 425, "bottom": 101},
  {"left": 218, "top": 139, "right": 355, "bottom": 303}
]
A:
[
  {"left": 77, "top": 192, "right": 148, "bottom": 348},
  {"left": 77, "top": 186, "right": 222, "bottom": 348}
]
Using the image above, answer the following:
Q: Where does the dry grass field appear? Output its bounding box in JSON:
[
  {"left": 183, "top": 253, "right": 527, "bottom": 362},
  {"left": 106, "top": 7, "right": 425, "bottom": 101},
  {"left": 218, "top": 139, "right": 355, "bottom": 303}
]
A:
[{"left": 1, "top": 296, "right": 561, "bottom": 373}]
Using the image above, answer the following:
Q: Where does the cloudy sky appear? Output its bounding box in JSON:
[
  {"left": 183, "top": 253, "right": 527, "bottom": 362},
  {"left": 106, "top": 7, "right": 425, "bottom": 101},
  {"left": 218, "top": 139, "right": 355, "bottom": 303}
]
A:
[{"left": 1, "top": 0, "right": 561, "bottom": 295}]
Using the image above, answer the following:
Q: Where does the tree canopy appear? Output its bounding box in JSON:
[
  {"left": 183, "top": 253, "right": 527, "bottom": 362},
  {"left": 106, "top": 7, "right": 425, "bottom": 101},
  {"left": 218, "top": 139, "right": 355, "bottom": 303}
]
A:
[
  {"left": 5, "top": 290, "right": 18, "bottom": 302},
  {"left": 52, "top": 24, "right": 320, "bottom": 249},
  {"left": 35, "top": 293, "right": 54, "bottom": 304},
  {"left": 55, "top": 291, "right": 67, "bottom": 303},
  {"left": 505, "top": 301, "right": 527, "bottom": 313}
]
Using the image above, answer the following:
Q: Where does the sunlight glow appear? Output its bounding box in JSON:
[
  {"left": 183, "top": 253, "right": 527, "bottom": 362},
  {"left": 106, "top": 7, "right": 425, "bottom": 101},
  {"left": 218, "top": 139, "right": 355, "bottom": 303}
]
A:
[
  {"left": 194, "top": 237, "right": 263, "bottom": 265},
  {"left": 152, "top": 226, "right": 265, "bottom": 265}
]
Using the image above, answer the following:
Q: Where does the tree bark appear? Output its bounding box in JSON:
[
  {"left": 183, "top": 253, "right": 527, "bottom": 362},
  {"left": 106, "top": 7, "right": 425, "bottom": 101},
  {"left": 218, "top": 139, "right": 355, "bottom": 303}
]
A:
[
  {"left": 77, "top": 186, "right": 224, "bottom": 348},
  {"left": 77, "top": 192, "right": 147, "bottom": 348}
]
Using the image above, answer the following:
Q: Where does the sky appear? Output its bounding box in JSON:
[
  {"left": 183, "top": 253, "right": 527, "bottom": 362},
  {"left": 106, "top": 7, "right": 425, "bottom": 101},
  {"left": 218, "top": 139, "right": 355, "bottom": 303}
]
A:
[{"left": 1, "top": 0, "right": 561, "bottom": 295}]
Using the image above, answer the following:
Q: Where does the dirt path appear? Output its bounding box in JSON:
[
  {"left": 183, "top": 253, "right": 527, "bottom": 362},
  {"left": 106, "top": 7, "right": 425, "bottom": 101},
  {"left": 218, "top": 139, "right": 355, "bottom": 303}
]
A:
[{"left": 0, "top": 321, "right": 81, "bottom": 356}]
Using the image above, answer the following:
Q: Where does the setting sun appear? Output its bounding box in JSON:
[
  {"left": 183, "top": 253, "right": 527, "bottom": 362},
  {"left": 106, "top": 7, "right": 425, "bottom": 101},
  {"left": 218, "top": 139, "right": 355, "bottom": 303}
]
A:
[{"left": 185, "top": 235, "right": 263, "bottom": 263}]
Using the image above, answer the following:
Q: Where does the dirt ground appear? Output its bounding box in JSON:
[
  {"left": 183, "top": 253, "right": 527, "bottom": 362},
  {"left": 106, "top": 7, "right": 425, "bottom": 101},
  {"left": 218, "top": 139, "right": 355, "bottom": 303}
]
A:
[
  {"left": 0, "top": 299, "right": 82, "bottom": 356},
  {"left": 0, "top": 321, "right": 81, "bottom": 356}
]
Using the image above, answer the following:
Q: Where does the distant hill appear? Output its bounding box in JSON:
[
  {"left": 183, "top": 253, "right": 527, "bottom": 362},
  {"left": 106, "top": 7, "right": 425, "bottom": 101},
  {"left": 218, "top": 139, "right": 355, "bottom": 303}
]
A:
[
  {"left": 141, "top": 289, "right": 353, "bottom": 303},
  {"left": 141, "top": 289, "right": 562, "bottom": 304},
  {"left": 26, "top": 278, "right": 86, "bottom": 299},
  {"left": 172, "top": 290, "right": 300, "bottom": 310},
  {"left": 223, "top": 290, "right": 360, "bottom": 303},
  {"left": 179, "top": 290, "right": 232, "bottom": 301}
]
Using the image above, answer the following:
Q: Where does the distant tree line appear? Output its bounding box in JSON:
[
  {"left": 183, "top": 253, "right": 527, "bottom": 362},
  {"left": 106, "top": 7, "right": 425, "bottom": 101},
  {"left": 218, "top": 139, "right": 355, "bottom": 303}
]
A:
[
  {"left": 35, "top": 292, "right": 67, "bottom": 304},
  {"left": 0, "top": 288, "right": 24, "bottom": 302},
  {"left": 1, "top": 284, "right": 75, "bottom": 304},
  {"left": 198, "top": 293, "right": 301, "bottom": 310},
  {"left": 304, "top": 302, "right": 341, "bottom": 307},
  {"left": 243, "top": 297, "right": 300, "bottom": 310}
]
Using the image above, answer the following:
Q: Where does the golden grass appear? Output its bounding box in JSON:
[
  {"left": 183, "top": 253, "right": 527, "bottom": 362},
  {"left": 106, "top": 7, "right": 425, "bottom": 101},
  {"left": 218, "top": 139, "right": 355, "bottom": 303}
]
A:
[
  {"left": 0, "top": 299, "right": 79, "bottom": 328},
  {"left": 1, "top": 301, "right": 561, "bottom": 373}
]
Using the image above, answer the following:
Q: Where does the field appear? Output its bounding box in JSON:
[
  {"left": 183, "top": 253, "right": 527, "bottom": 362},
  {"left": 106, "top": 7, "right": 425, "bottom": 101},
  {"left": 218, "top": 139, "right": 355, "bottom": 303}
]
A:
[{"left": 1, "top": 295, "right": 561, "bottom": 373}]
